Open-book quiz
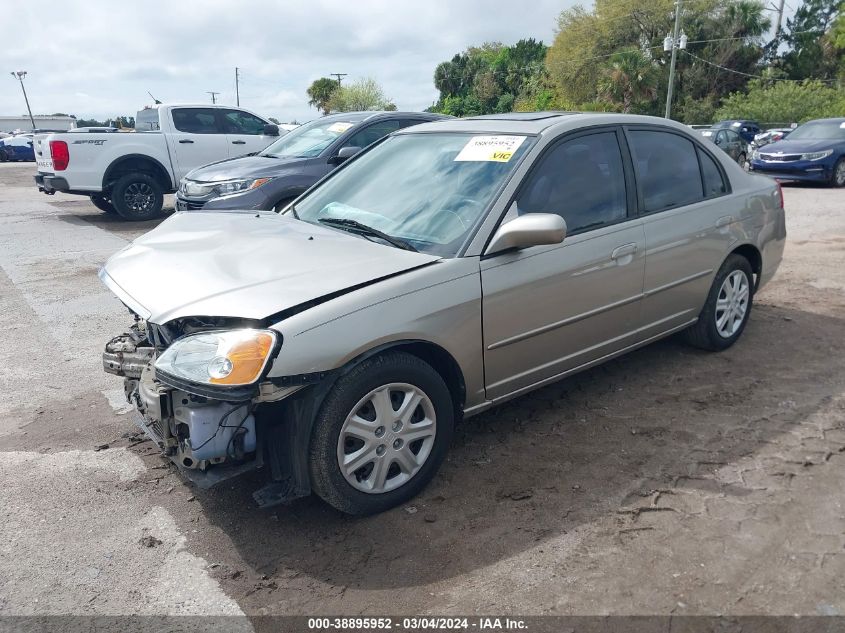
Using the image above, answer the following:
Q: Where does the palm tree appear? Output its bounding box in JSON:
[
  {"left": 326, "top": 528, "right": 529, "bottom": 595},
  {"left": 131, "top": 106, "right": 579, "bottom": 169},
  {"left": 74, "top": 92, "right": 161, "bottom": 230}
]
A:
[
  {"left": 598, "top": 51, "right": 659, "bottom": 113},
  {"left": 306, "top": 78, "right": 340, "bottom": 115}
]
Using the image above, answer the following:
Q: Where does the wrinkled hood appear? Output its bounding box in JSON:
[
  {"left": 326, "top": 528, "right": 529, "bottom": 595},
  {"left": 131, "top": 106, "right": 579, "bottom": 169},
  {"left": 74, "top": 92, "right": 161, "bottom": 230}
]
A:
[
  {"left": 186, "top": 154, "right": 311, "bottom": 182},
  {"left": 100, "top": 212, "right": 440, "bottom": 324},
  {"left": 759, "top": 139, "right": 840, "bottom": 154}
]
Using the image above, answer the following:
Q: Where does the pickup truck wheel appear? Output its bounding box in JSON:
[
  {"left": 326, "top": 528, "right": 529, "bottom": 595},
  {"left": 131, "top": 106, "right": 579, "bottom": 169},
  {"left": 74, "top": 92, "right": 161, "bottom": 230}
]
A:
[
  {"left": 89, "top": 194, "right": 117, "bottom": 214},
  {"left": 112, "top": 173, "right": 164, "bottom": 220},
  {"left": 309, "top": 351, "right": 454, "bottom": 515}
]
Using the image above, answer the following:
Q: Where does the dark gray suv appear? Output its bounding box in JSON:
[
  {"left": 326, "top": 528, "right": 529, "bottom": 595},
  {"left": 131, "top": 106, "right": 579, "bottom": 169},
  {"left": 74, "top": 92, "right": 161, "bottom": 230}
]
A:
[{"left": 175, "top": 111, "right": 449, "bottom": 212}]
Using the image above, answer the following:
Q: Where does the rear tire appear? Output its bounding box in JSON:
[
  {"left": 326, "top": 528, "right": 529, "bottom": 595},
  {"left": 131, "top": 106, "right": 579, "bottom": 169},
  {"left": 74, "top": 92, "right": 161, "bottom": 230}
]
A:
[
  {"left": 90, "top": 194, "right": 117, "bottom": 214},
  {"left": 309, "top": 352, "right": 454, "bottom": 515},
  {"left": 684, "top": 254, "right": 754, "bottom": 352},
  {"left": 111, "top": 173, "right": 164, "bottom": 221}
]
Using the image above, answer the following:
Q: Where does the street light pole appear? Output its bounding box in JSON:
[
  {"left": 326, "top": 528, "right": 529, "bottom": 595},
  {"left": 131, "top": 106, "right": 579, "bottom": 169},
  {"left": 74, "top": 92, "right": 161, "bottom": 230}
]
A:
[
  {"left": 664, "top": 0, "right": 686, "bottom": 119},
  {"left": 10, "top": 71, "right": 36, "bottom": 130}
]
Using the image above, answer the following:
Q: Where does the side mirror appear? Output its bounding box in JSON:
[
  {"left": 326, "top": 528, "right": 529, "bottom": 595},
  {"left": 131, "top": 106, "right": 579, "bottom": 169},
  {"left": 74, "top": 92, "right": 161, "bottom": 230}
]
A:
[
  {"left": 332, "top": 146, "right": 362, "bottom": 164},
  {"left": 485, "top": 213, "right": 567, "bottom": 255},
  {"left": 263, "top": 123, "right": 280, "bottom": 137}
]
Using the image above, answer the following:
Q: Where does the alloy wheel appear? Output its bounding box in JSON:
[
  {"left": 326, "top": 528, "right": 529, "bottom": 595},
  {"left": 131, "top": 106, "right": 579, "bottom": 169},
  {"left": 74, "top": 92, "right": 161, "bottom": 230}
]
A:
[
  {"left": 715, "top": 270, "right": 750, "bottom": 338},
  {"left": 336, "top": 383, "right": 437, "bottom": 494},
  {"left": 123, "top": 182, "right": 155, "bottom": 214},
  {"left": 835, "top": 161, "right": 845, "bottom": 187}
]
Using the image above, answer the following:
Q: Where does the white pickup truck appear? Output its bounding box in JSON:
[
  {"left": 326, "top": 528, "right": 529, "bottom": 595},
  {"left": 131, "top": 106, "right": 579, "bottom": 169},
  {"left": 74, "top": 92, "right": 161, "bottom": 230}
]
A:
[{"left": 34, "top": 104, "right": 281, "bottom": 220}]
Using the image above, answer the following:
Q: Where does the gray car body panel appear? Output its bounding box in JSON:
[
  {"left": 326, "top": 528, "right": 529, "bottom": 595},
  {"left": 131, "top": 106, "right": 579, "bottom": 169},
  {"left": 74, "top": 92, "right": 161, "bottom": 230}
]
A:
[{"left": 101, "top": 112, "right": 785, "bottom": 416}]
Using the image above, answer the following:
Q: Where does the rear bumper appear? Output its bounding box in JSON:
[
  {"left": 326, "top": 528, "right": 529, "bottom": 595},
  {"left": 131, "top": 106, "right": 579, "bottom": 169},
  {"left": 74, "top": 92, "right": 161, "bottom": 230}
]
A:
[
  {"left": 34, "top": 173, "right": 71, "bottom": 193},
  {"left": 749, "top": 160, "right": 833, "bottom": 183}
]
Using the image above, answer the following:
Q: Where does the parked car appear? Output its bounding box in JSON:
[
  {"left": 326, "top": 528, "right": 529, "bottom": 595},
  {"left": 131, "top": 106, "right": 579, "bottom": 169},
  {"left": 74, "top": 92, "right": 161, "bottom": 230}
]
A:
[
  {"left": 0, "top": 134, "right": 34, "bottom": 162},
  {"left": 749, "top": 117, "right": 845, "bottom": 187},
  {"left": 33, "top": 104, "right": 279, "bottom": 220},
  {"left": 712, "top": 119, "right": 760, "bottom": 144},
  {"left": 100, "top": 112, "right": 785, "bottom": 515},
  {"left": 752, "top": 128, "right": 793, "bottom": 149},
  {"left": 176, "top": 111, "right": 449, "bottom": 212},
  {"left": 700, "top": 127, "right": 748, "bottom": 169}
]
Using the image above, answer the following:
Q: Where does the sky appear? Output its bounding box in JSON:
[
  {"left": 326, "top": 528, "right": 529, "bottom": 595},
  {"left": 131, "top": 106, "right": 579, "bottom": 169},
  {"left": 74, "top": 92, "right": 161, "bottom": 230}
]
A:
[{"left": 2, "top": 0, "right": 569, "bottom": 125}]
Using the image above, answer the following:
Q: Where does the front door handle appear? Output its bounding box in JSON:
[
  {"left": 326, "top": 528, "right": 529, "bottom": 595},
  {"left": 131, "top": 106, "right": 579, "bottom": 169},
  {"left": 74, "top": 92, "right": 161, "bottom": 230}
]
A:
[
  {"left": 232, "top": 140, "right": 246, "bottom": 145},
  {"left": 715, "top": 215, "right": 734, "bottom": 228},
  {"left": 611, "top": 243, "right": 638, "bottom": 260},
  {"left": 178, "top": 139, "right": 194, "bottom": 144}
]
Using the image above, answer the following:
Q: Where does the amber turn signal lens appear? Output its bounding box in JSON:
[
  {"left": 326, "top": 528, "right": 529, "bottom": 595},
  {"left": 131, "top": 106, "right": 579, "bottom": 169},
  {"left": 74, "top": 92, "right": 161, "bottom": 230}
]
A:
[{"left": 209, "top": 331, "right": 275, "bottom": 385}]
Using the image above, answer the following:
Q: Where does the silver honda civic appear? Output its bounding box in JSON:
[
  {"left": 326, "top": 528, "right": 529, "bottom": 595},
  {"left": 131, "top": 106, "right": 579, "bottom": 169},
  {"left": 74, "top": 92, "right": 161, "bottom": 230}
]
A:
[{"left": 100, "top": 112, "right": 785, "bottom": 515}]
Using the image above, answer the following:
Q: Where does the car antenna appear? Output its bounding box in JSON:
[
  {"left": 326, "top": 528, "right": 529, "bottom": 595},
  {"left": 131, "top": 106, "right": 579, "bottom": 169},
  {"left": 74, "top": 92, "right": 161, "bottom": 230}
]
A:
[{"left": 147, "top": 91, "right": 162, "bottom": 105}]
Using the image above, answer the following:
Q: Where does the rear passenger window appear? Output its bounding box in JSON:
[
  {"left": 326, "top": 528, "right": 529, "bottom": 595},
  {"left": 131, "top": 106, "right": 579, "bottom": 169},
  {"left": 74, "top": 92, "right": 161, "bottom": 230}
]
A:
[
  {"left": 628, "top": 130, "right": 703, "bottom": 212},
  {"left": 171, "top": 108, "right": 221, "bottom": 134},
  {"left": 698, "top": 148, "right": 727, "bottom": 198},
  {"left": 516, "top": 131, "right": 628, "bottom": 234}
]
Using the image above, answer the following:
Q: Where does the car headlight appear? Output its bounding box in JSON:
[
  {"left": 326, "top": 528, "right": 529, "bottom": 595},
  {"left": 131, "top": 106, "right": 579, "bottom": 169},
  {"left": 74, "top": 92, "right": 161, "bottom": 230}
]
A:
[
  {"left": 801, "top": 150, "right": 833, "bottom": 161},
  {"left": 155, "top": 329, "right": 278, "bottom": 387},
  {"left": 752, "top": 149, "right": 760, "bottom": 160},
  {"left": 213, "top": 178, "right": 272, "bottom": 197}
]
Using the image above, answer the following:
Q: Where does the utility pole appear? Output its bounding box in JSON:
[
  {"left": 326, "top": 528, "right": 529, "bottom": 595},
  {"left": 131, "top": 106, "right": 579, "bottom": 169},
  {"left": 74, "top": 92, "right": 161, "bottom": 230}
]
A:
[
  {"left": 207, "top": 91, "right": 219, "bottom": 104},
  {"left": 664, "top": 0, "right": 686, "bottom": 119},
  {"left": 331, "top": 73, "right": 347, "bottom": 87},
  {"left": 10, "top": 71, "right": 36, "bottom": 130},
  {"left": 235, "top": 67, "right": 240, "bottom": 106},
  {"left": 773, "top": 0, "right": 786, "bottom": 39}
]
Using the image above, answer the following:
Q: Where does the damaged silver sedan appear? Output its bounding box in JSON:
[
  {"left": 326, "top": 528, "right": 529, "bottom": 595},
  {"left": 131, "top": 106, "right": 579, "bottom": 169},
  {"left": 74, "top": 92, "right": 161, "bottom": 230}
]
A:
[{"left": 101, "top": 113, "right": 785, "bottom": 515}]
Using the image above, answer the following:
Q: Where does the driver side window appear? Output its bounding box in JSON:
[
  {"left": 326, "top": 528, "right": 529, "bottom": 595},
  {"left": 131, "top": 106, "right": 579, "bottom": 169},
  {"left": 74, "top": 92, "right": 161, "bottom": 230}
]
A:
[
  {"left": 516, "top": 131, "right": 628, "bottom": 234},
  {"left": 342, "top": 120, "right": 407, "bottom": 150}
]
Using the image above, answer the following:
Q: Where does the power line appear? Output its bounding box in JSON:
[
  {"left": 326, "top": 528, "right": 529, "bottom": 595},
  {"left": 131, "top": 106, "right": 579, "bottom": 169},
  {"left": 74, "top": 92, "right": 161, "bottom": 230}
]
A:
[
  {"left": 206, "top": 91, "right": 220, "bottom": 104},
  {"left": 683, "top": 49, "right": 838, "bottom": 82},
  {"left": 331, "top": 73, "right": 348, "bottom": 86}
]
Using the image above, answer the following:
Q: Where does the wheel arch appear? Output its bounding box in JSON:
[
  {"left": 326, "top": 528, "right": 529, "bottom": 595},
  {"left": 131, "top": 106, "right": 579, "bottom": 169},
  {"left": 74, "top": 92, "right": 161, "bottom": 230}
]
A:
[
  {"left": 339, "top": 339, "right": 467, "bottom": 424},
  {"left": 102, "top": 154, "right": 173, "bottom": 193},
  {"left": 728, "top": 242, "right": 762, "bottom": 290}
]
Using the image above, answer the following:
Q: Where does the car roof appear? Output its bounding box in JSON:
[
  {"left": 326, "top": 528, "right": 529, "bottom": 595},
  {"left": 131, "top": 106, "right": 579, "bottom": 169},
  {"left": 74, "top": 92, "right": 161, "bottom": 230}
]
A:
[
  {"left": 802, "top": 117, "right": 845, "bottom": 124},
  {"left": 395, "top": 112, "right": 699, "bottom": 137}
]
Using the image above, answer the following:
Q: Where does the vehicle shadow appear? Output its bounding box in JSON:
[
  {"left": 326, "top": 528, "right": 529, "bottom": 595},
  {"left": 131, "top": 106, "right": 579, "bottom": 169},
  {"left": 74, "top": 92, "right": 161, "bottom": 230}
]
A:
[
  {"left": 187, "top": 302, "right": 844, "bottom": 592},
  {"left": 49, "top": 197, "right": 173, "bottom": 236}
]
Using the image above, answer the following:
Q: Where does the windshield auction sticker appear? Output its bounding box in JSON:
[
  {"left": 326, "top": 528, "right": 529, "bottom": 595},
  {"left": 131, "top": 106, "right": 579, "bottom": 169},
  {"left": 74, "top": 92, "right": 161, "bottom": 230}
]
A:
[{"left": 454, "top": 135, "right": 527, "bottom": 162}]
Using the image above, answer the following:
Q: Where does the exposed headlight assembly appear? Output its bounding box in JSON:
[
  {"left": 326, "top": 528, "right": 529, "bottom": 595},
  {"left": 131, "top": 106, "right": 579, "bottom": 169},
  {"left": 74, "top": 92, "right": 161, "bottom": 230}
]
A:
[
  {"left": 155, "top": 329, "right": 277, "bottom": 387},
  {"left": 801, "top": 150, "right": 833, "bottom": 161},
  {"left": 752, "top": 149, "right": 760, "bottom": 160}
]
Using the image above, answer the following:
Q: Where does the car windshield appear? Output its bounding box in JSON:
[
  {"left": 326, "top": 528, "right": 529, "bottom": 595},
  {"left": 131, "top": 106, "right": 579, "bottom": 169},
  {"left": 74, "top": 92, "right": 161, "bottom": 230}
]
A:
[
  {"left": 260, "top": 118, "right": 357, "bottom": 158},
  {"left": 786, "top": 121, "right": 845, "bottom": 141},
  {"left": 291, "top": 132, "right": 533, "bottom": 256}
]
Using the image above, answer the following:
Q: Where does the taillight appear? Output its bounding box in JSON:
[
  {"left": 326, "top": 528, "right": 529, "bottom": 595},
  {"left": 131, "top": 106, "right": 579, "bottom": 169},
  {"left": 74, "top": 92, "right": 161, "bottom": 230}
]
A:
[
  {"left": 49, "top": 140, "right": 69, "bottom": 171},
  {"left": 775, "top": 181, "right": 784, "bottom": 209}
]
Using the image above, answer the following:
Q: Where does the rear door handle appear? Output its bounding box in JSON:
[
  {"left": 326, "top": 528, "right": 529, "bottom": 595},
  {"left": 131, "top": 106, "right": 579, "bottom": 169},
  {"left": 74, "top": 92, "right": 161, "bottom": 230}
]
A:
[
  {"left": 715, "top": 215, "right": 734, "bottom": 228},
  {"left": 232, "top": 140, "right": 246, "bottom": 145},
  {"left": 611, "top": 243, "right": 638, "bottom": 260},
  {"left": 178, "top": 139, "right": 194, "bottom": 144}
]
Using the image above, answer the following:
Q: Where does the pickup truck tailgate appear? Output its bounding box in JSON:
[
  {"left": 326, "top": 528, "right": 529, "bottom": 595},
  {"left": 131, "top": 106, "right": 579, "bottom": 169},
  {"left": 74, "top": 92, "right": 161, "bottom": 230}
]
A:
[{"left": 33, "top": 134, "right": 53, "bottom": 171}]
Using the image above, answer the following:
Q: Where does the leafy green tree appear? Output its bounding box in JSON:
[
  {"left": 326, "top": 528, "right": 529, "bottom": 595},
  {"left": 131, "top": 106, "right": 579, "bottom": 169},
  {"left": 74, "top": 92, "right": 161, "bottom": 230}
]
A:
[
  {"left": 307, "top": 77, "right": 340, "bottom": 115},
  {"left": 715, "top": 79, "right": 845, "bottom": 123},
  {"left": 597, "top": 50, "right": 660, "bottom": 112},
  {"left": 326, "top": 77, "right": 396, "bottom": 112},
  {"left": 779, "top": 0, "right": 843, "bottom": 81}
]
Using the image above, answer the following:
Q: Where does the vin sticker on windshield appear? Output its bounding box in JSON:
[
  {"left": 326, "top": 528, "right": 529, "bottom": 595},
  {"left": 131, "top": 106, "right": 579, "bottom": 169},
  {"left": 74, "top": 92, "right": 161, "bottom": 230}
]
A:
[
  {"left": 454, "top": 135, "right": 527, "bottom": 162},
  {"left": 328, "top": 122, "right": 354, "bottom": 133}
]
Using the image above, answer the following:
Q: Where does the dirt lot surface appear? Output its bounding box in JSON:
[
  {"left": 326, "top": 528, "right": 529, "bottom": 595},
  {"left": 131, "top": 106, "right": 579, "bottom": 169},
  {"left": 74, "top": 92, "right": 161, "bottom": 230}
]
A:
[{"left": 1, "top": 161, "right": 844, "bottom": 619}]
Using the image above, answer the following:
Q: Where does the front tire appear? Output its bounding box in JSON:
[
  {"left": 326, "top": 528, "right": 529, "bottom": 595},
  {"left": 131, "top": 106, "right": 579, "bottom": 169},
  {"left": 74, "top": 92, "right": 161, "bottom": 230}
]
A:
[
  {"left": 309, "top": 352, "right": 454, "bottom": 515},
  {"left": 738, "top": 153, "right": 748, "bottom": 171},
  {"left": 90, "top": 194, "right": 117, "bottom": 214},
  {"left": 111, "top": 173, "right": 164, "bottom": 220},
  {"left": 831, "top": 158, "right": 845, "bottom": 188},
  {"left": 684, "top": 254, "right": 753, "bottom": 351},
  {"left": 0, "top": 149, "right": 7, "bottom": 162}
]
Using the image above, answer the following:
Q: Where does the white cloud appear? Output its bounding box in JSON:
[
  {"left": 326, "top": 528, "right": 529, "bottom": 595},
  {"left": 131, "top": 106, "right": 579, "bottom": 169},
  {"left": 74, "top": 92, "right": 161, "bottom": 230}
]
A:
[{"left": 2, "top": 0, "right": 568, "bottom": 123}]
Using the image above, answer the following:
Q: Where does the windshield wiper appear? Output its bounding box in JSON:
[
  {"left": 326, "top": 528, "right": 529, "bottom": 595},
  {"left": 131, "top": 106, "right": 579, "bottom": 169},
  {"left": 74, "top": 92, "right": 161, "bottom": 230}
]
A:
[{"left": 318, "top": 217, "right": 417, "bottom": 252}]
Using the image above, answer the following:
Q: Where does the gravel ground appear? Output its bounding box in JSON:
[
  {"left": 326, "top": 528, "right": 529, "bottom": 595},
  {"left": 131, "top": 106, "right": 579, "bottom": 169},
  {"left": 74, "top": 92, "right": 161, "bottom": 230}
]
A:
[{"left": 1, "top": 162, "right": 844, "bottom": 619}]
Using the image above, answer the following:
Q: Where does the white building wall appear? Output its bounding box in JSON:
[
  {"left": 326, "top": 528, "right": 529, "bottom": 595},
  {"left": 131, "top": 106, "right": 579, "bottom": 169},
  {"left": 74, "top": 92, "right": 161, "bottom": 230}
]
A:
[{"left": 0, "top": 116, "right": 76, "bottom": 133}]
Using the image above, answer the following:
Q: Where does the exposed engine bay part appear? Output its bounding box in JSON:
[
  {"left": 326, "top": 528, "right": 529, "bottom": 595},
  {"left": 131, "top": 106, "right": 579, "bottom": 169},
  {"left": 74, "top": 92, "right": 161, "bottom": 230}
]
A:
[{"left": 103, "top": 327, "right": 154, "bottom": 379}]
